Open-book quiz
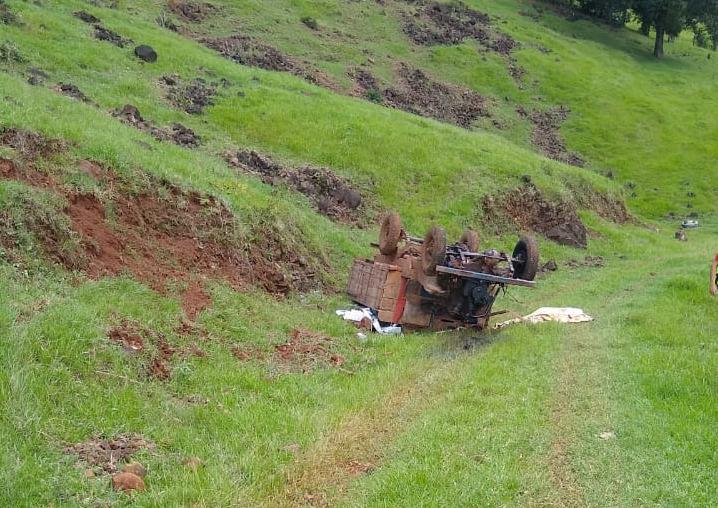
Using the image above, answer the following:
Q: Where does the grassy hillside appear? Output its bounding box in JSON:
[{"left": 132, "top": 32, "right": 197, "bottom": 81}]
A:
[{"left": 0, "top": 0, "right": 716, "bottom": 507}]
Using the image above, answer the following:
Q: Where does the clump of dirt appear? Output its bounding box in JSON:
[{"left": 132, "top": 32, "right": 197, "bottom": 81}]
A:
[
  {"left": 27, "top": 67, "right": 49, "bottom": 86},
  {"left": 54, "top": 83, "right": 93, "bottom": 104},
  {"left": 482, "top": 183, "right": 588, "bottom": 248},
  {"left": 225, "top": 150, "right": 365, "bottom": 224},
  {"left": 355, "top": 64, "right": 489, "bottom": 129},
  {"left": 161, "top": 75, "right": 218, "bottom": 114},
  {"left": 73, "top": 10, "right": 101, "bottom": 24},
  {"left": 0, "top": 0, "right": 19, "bottom": 25},
  {"left": 403, "top": 1, "right": 490, "bottom": 45},
  {"left": 517, "top": 106, "right": 584, "bottom": 167},
  {"left": 402, "top": 1, "right": 516, "bottom": 55},
  {"left": 274, "top": 328, "right": 345, "bottom": 372},
  {"left": 168, "top": 0, "right": 216, "bottom": 22},
  {"left": 149, "top": 337, "right": 178, "bottom": 380},
  {"left": 108, "top": 320, "right": 145, "bottom": 352},
  {"left": 181, "top": 280, "right": 211, "bottom": 321},
  {"left": 94, "top": 24, "right": 133, "bottom": 47},
  {"left": 0, "top": 127, "right": 67, "bottom": 159},
  {"left": 113, "top": 104, "right": 201, "bottom": 147},
  {"left": 200, "top": 35, "right": 333, "bottom": 88},
  {"left": 231, "top": 344, "right": 266, "bottom": 362},
  {"left": 64, "top": 434, "right": 155, "bottom": 474}
]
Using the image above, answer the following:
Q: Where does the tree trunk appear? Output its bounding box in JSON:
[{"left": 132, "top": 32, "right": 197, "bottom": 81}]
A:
[
  {"left": 640, "top": 20, "right": 651, "bottom": 36},
  {"left": 654, "top": 26, "right": 665, "bottom": 57}
]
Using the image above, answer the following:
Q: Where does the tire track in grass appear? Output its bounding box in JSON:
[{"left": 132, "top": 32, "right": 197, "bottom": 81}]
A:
[{"left": 267, "top": 355, "right": 467, "bottom": 507}]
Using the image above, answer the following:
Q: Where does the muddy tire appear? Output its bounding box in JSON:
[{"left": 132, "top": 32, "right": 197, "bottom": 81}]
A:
[
  {"left": 422, "top": 225, "right": 447, "bottom": 275},
  {"left": 459, "top": 229, "right": 479, "bottom": 252},
  {"left": 512, "top": 235, "right": 539, "bottom": 281},
  {"left": 379, "top": 212, "right": 402, "bottom": 255}
]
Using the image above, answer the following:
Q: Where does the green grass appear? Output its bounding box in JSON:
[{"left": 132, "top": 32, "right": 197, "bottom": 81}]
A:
[{"left": 0, "top": 0, "right": 717, "bottom": 506}]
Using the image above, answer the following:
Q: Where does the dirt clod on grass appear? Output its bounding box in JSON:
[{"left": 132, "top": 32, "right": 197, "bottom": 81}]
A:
[
  {"left": 0, "top": 127, "right": 67, "bottom": 159},
  {"left": 64, "top": 434, "right": 155, "bottom": 474},
  {"left": 113, "top": 104, "right": 201, "bottom": 147},
  {"left": 401, "top": 1, "right": 516, "bottom": 55},
  {"left": 73, "top": 10, "right": 101, "bottom": 24},
  {"left": 27, "top": 67, "right": 49, "bottom": 86},
  {"left": 225, "top": 150, "right": 365, "bottom": 224},
  {"left": 108, "top": 321, "right": 145, "bottom": 353},
  {"left": 517, "top": 106, "right": 584, "bottom": 167},
  {"left": 274, "top": 328, "right": 345, "bottom": 372},
  {"left": 354, "top": 65, "right": 489, "bottom": 128},
  {"left": 168, "top": 0, "right": 216, "bottom": 22},
  {"left": 201, "top": 35, "right": 335, "bottom": 88},
  {"left": 93, "top": 24, "right": 133, "bottom": 47},
  {"left": 483, "top": 183, "right": 588, "bottom": 248},
  {"left": 0, "top": 0, "right": 19, "bottom": 25},
  {"left": 54, "top": 83, "right": 93, "bottom": 104},
  {"left": 161, "top": 75, "right": 219, "bottom": 114}
]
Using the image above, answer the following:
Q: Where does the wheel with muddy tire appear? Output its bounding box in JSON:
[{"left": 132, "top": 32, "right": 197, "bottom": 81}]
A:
[
  {"left": 512, "top": 235, "right": 539, "bottom": 281},
  {"left": 422, "top": 225, "right": 447, "bottom": 275},
  {"left": 459, "top": 229, "right": 480, "bottom": 252},
  {"left": 379, "top": 212, "right": 402, "bottom": 255}
]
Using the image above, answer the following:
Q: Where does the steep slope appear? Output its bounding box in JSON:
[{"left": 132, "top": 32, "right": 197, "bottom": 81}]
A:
[{"left": 0, "top": 1, "right": 716, "bottom": 507}]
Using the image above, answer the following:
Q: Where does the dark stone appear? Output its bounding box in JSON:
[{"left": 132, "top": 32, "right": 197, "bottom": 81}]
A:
[{"left": 134, "top": 45, "right": 157, "bottom": 63}]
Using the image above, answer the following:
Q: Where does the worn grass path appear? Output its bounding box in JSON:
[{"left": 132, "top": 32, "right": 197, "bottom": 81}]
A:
[{"left": 260, "top": 227, "right": 718, "bottom": 507}]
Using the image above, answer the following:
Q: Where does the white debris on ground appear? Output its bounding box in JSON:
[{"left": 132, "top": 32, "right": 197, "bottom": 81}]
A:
[
  {"left": 494, "top": 307, "right": 593, "bottom": 329},
  {"left": 336, "top": 308, "right": 402, "bottom": 335}
]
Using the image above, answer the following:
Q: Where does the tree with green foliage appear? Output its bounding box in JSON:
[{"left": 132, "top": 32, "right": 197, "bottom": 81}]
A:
[{"left": 631, "top": 0, "right": 688, "bottom": 57}]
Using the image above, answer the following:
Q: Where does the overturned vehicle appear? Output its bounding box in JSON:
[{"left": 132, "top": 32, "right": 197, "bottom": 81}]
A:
[{"left": 347, "top": 213, "right": 539, "bottom": 331}]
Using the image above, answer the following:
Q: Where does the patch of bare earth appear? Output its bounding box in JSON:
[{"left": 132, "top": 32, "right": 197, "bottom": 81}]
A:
[
  {"left": 224, "top": 150, "right": 365, "bottom": 224},
  {"left": 200, "top": 35, "right": 336, "bottom": 89},
  {"left": 167, "top": 0, "right": 216, "bottom": 22},
  {"left": 353, "top": 65, "right": 489, "bottom": 129},
  {"left": 517, "top": 106, "right": 585, "bottom": 167},
  {"left": 64, "top": 434, "right": 155, "bottom": 474},
  {"left": 483, "top": 183, "right": 588, "bottom": 248},
  {"left": 112, "top": 104, "right": 201, "bottom": 147},
  {"left": 401, "top": 0, "right": 516, "bottom": 55},
  {"left": 0, "top": 127, "right": 67, "bottom": 159},
  {"left": 0, "top": 129, "right": 324, "bottom": 313},
  {"left": 107, "top": 319, "right": 207, "bottom": 380},
  {"left": 160, "top": 74, "right": 227, "bottom": 114}
]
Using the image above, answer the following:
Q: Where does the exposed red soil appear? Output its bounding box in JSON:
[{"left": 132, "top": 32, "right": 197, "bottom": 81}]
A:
[
  {"left": 168, "top": 0, "right": 216, "bottom": 22},
  {"left": 108, "top": 320, "right": 145, "bottom": 352},
  {"left": 224, "top": 150, "right": 364, "bottom": 224},
  {"left": 231, "top": 344, "right": 266, "bottom": 362},
  {"left": 482, "top": 183, "right": 588, "bottom": 248},
  {"left": 517, "top": 106, "right": 584, "bottom": 167},
  {"left": 274, "top": 328, "right": 345, "bottom": 372},
  {"left": 64, "top": 434, "right": 155, "bottom": 474},
  {"left": 181, "top": 280, "right": 212, "bottom": 321}
]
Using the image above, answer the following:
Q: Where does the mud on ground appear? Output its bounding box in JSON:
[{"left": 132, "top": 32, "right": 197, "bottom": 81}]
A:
[
  {"left": 517, "top": 106, "right": 584, "bottom": 167},
  {"left": 353, "top": 64, "right": 489, "bottom": 129},
  {"left": 54, "top": 83, "right": 94, "bottom": 104},
  {"left": 0, "top": 127, "right": 67, "bottom": 159},
  {"left": 482, "top": 183, "right": 588, "bottom": 248},
  {"left": 225, "top": 149, "right": 365, "bottom": 224}
]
